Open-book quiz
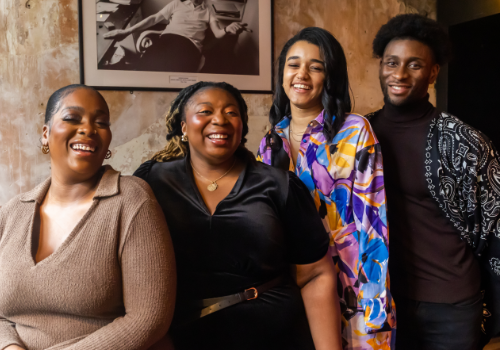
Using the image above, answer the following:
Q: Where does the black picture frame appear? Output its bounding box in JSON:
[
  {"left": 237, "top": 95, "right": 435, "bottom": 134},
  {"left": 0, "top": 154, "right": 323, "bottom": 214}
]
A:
[{"left": 79, "top": 0, "right": 274, "bottom": 93}]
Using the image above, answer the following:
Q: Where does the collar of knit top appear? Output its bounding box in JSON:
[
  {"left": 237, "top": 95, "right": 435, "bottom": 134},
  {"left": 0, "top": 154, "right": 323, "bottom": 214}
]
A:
[
  {"left": 381, "top": 94, "right": 435, "bottom": 124},
  {"left": 20, "top": 165, "right": 120, "bottom": 203}
]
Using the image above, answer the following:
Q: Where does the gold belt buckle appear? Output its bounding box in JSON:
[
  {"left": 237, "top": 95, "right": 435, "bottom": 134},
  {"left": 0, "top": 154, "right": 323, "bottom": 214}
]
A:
[{"left": 245, "top": 287, "right": 258, "bottom": 300}]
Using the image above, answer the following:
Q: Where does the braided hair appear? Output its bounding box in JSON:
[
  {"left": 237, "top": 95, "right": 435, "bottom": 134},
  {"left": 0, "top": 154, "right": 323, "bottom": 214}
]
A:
[
  {"left": 152, "top": 81, "right": 252, "bottom": 162},
  {"left": 267, "top": 27, "right": 352, "bottom": 149}
]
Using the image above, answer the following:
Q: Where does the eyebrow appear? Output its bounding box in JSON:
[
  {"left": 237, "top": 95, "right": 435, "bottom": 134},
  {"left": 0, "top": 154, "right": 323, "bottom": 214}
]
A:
[
  {"left": 385, "top": 55, "right": 425, "bottom": 61},
  {"left": 286, "top": 56, "right": 325, "bottom": 65},
  {"left": 62, "top": 106, "right": 85, "bottom": 113},
  {"left": 197, "top": 102, "right": 238, "bottom": 108},
  {"left": 61, "top": 106, "right": 109, "bottom": 116}
]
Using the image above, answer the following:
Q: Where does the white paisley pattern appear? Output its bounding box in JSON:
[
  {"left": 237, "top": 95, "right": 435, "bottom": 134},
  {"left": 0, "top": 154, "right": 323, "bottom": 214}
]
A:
[
  {"left": 426, "top": 112, "right": 500, "bottom": 343},
  {"left": 426, "top": 113, "right": 500, "bottom": 247},
  {"left": 491, "top": 258, "right": 500, "bottom": 276}
]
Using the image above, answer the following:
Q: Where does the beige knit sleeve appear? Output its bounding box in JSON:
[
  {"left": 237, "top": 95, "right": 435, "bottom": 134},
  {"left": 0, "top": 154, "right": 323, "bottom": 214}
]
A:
[
  {"left": 47, "top": 198, "right": 176, "bottom": 350},
  {"left": 0, "top": 208, "right": 26, "bottom": 350},
  {"left": 0, "top": 318, "right": 25, "bottom": 350}
]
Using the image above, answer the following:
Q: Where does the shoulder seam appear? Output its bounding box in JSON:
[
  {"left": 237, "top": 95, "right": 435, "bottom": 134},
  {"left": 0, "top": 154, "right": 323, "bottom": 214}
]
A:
[{"left": 119, "top": 197, "right": 151, "bottom": 259}]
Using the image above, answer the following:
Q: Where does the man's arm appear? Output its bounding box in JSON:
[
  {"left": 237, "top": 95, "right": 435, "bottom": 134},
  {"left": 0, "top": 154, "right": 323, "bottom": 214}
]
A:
[
  {"left": 209, "top": 19, "right": 248, "bottom": 39},
  {"left": 103, "top": 11, "right": 166, "bottom": 41}
]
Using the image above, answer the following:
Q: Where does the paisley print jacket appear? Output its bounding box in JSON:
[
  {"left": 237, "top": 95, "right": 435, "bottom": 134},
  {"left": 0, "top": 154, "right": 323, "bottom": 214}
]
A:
[
  {"left": 257, "top": 112, "right": 395, "bottom": 350},
  {"left": 368, "top": 110, "right": 500, "bottom": 345}
]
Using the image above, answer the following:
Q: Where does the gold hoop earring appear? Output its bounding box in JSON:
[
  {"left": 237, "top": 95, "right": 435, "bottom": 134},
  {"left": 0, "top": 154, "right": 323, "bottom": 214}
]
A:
[
  {"left": 105, "top": 150, "right": 112, "bottom": 159},
  {"left": 181, "top": 134, "right": 188, "bottom": 142},
  {"left": 41, "top": 144, "right": 50, "bottom": 154}
]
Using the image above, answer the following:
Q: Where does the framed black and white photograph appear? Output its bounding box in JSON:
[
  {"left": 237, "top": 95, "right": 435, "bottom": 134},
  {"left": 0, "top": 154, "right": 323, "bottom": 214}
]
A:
[{"left": 79, "top": 0, "right": 273, "bottom": 92}]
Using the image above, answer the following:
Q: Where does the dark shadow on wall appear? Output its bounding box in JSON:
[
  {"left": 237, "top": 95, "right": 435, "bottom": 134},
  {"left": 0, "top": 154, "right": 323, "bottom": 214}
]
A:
[
  {"left": 436, "top": 0, "right": 500, "bottom": 112},
  {"left": 446, "top": 13, "right": 500, "bottom": 149}
]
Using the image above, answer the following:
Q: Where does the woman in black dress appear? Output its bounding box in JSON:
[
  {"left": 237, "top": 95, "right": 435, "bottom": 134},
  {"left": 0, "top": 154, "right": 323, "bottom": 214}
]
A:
[{"left": 134, "top": 81, "right": 341, "bottom": 350}]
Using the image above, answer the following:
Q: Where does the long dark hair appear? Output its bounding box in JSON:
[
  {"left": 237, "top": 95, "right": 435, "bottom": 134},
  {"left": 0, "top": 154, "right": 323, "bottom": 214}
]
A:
[
  {"left": 267, "top": 27, "right": 352, "bottom": 148},
  {"left": 152, "top": 81, "right": 253, "bottom": 162}
]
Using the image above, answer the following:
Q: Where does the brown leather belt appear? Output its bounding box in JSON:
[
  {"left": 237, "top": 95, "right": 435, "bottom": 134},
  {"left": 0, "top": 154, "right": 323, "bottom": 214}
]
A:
[{"left": 178, "top": 275, "right": 287, "bottom": 325}]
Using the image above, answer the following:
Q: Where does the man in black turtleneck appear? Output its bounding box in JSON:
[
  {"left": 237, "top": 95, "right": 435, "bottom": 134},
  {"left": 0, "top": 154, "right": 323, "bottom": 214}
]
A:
[{"left": 367, "top": 14, "right": 500, "bottom": 350}]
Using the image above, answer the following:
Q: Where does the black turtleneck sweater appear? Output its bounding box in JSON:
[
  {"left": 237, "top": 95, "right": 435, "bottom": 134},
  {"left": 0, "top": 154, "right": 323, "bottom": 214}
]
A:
[{"left": 370, "top": 96, "right": 480, "bottom": 304}]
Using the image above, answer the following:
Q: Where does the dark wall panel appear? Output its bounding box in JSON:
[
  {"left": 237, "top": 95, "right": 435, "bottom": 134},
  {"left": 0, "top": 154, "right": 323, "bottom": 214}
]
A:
[{"left": 447, "top": 13, "right": 500, "bottom": 148}]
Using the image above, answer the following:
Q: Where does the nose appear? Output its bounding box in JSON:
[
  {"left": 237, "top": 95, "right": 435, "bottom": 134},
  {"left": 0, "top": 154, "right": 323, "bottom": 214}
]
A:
[
  {"left": 392, "top": 64, "right": 408, "bottom": 81},
  {"left": 78, "top": 120, "right": 96, "bottom": 136},
  {"left": 211, "top": 110, "right": 229, "bottom": 125},
  {"left": 296, "top": 64, "right": 309, "bottom": 80}
]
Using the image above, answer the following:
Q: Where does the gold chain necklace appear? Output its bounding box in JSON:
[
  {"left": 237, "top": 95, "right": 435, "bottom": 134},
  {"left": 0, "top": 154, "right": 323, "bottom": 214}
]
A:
[
  {"left": 289, "top": 122, "right": 307, "bottom": 143},
  {"left": 190, "top": 159, "right": 237, "bottom": 192}
]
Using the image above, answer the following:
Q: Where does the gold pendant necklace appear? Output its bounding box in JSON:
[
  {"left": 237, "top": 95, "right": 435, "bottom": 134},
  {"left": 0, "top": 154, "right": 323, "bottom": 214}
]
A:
[{"left": 190, "top": 159, "right": 237, "bottom": 192}]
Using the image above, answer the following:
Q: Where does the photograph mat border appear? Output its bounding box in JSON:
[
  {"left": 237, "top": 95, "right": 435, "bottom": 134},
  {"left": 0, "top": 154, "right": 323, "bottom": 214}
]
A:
[{"left": 79, "top": 0, "right": 273, "bottom": 93}]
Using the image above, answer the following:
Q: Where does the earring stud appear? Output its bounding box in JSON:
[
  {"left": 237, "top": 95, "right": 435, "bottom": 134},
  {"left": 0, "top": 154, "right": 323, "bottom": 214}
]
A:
[{"left": 181, "top": 134, "right": 188, "bottom": 142}]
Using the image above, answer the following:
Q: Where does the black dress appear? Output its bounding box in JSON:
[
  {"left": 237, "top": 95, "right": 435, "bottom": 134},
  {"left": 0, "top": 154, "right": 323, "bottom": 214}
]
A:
[{"left": 134, "top": 157, "right": 329, "bottom": 350}]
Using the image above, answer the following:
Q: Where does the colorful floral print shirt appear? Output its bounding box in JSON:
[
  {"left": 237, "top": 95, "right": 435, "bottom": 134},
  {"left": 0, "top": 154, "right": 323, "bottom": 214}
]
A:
[{"left": 257, "top": 112, "right": 395, "bottom": 349}]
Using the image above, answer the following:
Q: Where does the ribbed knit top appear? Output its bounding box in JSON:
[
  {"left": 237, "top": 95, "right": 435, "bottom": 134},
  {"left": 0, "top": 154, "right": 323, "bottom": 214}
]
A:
[
  {"left": 0, "top": 165, "right": 176, "bottom": 350},
  {"left": 370, "top": 97, "right": 480, "bottom": 303}
]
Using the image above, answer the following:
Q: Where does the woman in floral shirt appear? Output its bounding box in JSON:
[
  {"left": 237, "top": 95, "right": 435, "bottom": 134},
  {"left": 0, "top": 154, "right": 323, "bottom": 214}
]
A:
[{"left": 257, "top": 27, "right": 395, "bottom": 349}]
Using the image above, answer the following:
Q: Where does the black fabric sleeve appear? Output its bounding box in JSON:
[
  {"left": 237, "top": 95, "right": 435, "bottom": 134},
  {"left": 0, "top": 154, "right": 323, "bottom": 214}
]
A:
[
  {"left": 283, "top": 172, "right": 329, "bottom": 265},
  {"left": 133, "top": 160, "right": 156, "bottom": 182}
]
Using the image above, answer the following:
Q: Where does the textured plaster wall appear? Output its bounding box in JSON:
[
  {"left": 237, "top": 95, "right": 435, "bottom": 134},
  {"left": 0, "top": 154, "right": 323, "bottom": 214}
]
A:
[{"left": 0, "top": 0, "right": 435, "bottom": 204}]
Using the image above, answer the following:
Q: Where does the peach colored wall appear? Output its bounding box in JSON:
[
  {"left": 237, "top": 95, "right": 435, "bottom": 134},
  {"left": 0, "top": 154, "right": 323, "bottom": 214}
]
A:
[{"left": 0, "top": 0, "right": 435, "bottom": 204}]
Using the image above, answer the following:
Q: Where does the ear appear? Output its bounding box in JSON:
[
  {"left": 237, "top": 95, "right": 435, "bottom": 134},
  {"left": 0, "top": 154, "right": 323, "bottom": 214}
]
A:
[
  {"left": 429, "top": 63, "right": 440, "bottom": 85},
  {"left": 181, "top": 121, "right": 187, "bottom": 135},
  {"left": 42, "top": 125, "right": 50, "bottom": 145}
]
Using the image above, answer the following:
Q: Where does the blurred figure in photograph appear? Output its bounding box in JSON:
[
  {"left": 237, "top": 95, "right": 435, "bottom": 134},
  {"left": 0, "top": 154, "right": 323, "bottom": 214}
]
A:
[{"left": 104, "top": 0, "right": 247, "bottom": 72}]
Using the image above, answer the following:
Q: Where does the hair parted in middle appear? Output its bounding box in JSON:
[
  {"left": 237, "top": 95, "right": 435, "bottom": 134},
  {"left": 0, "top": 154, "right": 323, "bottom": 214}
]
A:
[
  {"left": 152, "top": 81, "right": 252, "bottom": 163},
  {"left": 44, "top": 84, "right": 108, "bottom": 126},
  {"left": 267, "top": 26, "right": 352, "bottom": 149}
]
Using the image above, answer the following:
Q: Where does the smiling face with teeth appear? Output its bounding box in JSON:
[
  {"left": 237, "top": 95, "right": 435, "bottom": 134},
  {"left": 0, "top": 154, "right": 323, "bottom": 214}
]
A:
[
  {"left": 380, "top": 39, "right": 440, "bottom": 106},
  {"left": 282, "top": 40, "right": 325, "bottom": 112},
  {"left": 181, "top": 88, "right": 243, "bottom": 165},
  {"left": 42, "top": 88, "right": 112, "bottom": 181}
]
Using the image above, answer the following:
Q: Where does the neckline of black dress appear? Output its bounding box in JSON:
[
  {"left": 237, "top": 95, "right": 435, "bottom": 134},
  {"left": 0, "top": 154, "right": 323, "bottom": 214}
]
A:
[{"left": 184, "top": 155, "right": 248, "bottom": 216}]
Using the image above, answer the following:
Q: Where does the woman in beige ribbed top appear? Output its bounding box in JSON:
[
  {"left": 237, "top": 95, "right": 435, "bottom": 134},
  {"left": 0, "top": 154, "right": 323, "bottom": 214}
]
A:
[{"left": 0, "top": 85, "right": 176, "bottom": 350}]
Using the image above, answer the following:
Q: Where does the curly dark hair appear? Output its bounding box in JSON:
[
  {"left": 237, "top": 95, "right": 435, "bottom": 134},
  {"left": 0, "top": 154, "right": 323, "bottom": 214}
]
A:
[
  {"left": 267, "top": 27, "right": 352, "bottom": 148},
  {"left": 372, "top": 14, "right": 452, "bottom": 65},
  {"left": 152, "top": 81, "right": 253, "bottom": 162}
]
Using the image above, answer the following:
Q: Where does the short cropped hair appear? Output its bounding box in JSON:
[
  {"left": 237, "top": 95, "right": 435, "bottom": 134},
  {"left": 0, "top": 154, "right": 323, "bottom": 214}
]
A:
[{"left": 372, "top": 14, "right": 453, "bottom": 65}]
